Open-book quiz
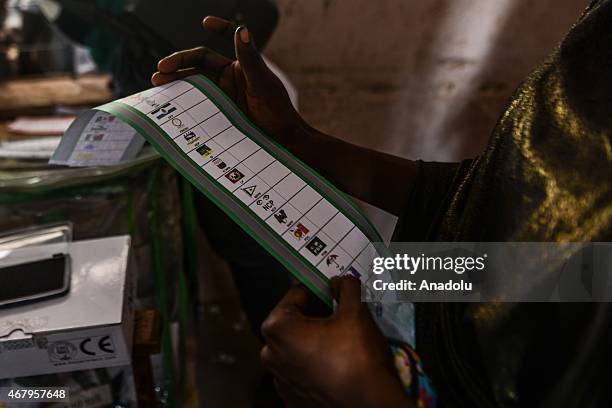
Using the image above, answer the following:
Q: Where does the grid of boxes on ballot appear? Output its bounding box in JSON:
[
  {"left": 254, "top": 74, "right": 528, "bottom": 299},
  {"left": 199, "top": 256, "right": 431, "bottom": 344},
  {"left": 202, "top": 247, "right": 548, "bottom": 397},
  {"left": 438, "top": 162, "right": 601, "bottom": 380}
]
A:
[
  {"left": 119, "top": 81, "right": 377, "bottom": 280},
  {"left": 69, "top": 114, "right": 136, "bottom": 166}
]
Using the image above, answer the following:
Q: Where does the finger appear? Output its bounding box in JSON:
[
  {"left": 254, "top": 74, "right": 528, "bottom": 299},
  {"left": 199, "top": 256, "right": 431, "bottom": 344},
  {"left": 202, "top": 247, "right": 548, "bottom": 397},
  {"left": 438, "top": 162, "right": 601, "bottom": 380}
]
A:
[
  {"left": 276, "top": 284, "right": 310, "bottom": 312},
  {"left": 260, "top": 344, "right": 276, "bottom": 369},
  {"left": 233, "top": 60, "right": 249, "bottom": 111},
  {"left": 151, "top": 68, "right": 201, "bottom": 86},
  {"left": 157, "top": 47, "right": 205, "bottom": 73},
  {"left": 234, "top": 26, "right": 270, "bottom": 91},
  {"left": 331, "top": 275, "right": 364, "bottom": 316},
  {"left": 203, "top": 16, "right": 238, "bottom": 40},
  {"left": 157, "top": 47, "right": 231, "bottom": 74},
  {"left": 261, "top": 285, "right": 310, "bottom": 342},
  {"left": 301, "top": 291, "right": 333, "bottom": 318},
  {"left": 260, "top": 346, "right": 290, "bottom": 383}
]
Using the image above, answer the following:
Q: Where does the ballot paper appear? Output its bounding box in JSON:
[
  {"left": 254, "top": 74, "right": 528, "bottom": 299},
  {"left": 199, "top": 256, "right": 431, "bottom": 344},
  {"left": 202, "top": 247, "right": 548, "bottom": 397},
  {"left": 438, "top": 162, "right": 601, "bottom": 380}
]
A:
[
  {"left": 59, "top": 75, "right": 387, "bottom": 306},
  {"left": 50, "top": 111, "right": 145, "bottom": 167},
  {"left": 7, "top": 116, "right": 76, "bottom": 136}
]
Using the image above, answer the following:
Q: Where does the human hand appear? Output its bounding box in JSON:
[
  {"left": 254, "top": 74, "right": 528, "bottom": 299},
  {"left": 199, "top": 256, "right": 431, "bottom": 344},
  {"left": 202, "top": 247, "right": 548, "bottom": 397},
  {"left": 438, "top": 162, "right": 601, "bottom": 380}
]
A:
[
  {"left": 151, "top": 16, "right": 303, "bottom": 145},
  {"left": 260, "top": 276, "right": 415, "bottom": 407}
]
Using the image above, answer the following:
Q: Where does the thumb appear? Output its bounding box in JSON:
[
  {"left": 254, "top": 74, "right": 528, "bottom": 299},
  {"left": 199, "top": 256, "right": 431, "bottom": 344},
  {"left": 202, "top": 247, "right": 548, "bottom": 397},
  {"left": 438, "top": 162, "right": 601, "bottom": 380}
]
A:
[
  {"left": 234, "top": 26, "right": 270, "bottom": 91},
  {"left": 331, "top": 276, "right": 364, "bottom": 316}
]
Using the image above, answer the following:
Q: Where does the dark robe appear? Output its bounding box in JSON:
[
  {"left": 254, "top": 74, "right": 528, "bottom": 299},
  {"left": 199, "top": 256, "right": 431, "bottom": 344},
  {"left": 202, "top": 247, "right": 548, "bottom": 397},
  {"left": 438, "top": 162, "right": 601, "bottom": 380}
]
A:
[{"left": 394, "top": 1, "right": 612, "bottom": 406}]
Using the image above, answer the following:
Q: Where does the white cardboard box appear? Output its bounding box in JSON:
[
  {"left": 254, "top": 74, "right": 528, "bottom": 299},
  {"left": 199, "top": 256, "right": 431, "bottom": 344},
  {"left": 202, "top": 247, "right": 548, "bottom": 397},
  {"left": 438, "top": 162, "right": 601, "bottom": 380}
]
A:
[{"left": 0, "top": 236, "right": 134, "bottom": 379}]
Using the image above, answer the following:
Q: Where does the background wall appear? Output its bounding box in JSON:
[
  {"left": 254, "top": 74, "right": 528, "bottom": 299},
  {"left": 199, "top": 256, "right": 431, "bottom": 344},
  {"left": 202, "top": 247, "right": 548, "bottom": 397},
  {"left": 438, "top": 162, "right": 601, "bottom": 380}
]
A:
[{"left": 265, "top": 0, "right": 591, "bottom": 161}]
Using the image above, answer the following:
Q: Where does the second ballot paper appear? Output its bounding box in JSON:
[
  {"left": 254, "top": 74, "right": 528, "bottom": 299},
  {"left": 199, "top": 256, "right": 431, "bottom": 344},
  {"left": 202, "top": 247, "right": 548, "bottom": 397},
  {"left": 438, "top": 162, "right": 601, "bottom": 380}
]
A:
[{"left": 57, "top": 74, "right": 389, "bottom": 307}]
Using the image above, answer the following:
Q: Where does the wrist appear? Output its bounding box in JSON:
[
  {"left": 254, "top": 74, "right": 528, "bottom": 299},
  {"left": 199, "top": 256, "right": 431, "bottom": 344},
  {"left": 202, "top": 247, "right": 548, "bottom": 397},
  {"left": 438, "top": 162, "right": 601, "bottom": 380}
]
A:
[
  {"left": 283, "top": 118, "right": 331, "bottom": 162},
  {"left": 284, "top": 117, "right": 315, "bottom": 150}
]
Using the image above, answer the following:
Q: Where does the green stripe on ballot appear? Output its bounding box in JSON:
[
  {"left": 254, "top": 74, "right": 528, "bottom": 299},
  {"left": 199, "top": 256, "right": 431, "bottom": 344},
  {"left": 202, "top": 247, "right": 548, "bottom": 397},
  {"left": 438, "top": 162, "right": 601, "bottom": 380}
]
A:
[{"left": 67, "top": 74, "right": 385, "bottom": 307}]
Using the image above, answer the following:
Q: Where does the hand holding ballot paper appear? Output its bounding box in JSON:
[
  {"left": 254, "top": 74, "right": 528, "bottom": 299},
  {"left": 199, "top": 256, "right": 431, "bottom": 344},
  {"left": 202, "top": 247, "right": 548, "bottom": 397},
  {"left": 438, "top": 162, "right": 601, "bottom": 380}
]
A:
[
  {"left": 59, "top": 17, "right": 419, "bottom": 307},
  {"left": 152, "top": 17, "right": 303, "bottom": 149},
  {"left": 151, "top": 17, "right": 418, "bottom": 218},
  {"left": 54, "top": 16, "right": 421, "bottom": 407}
]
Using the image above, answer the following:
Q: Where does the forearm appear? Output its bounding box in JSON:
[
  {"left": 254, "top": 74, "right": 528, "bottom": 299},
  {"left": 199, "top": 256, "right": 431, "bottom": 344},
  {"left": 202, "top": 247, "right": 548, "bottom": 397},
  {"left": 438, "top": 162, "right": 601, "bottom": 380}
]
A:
[{"left": 285, "top": 120, "right": 418, "bottom": 216}]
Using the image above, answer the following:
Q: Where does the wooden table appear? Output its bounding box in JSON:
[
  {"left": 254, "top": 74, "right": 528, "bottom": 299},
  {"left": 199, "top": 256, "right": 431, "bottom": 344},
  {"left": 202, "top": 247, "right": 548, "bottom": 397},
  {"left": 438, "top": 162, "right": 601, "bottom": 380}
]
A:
[{"left": 0, "top": 74, "right": 113, "bottom": 120}]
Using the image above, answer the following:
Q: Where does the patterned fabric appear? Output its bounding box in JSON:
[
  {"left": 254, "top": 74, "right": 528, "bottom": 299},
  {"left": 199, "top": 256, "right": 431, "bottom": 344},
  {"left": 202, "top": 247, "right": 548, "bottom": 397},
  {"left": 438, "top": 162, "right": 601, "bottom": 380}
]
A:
[{"left": 392, "top": 344, "right": 437, "bottom": 408}]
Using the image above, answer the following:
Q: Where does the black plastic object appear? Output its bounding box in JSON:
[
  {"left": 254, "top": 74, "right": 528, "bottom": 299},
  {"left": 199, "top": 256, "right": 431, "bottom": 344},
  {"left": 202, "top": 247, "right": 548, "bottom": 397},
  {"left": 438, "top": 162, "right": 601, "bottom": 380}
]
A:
[{"left": 0, "top": 253, "right": 71, "bottom": 307}]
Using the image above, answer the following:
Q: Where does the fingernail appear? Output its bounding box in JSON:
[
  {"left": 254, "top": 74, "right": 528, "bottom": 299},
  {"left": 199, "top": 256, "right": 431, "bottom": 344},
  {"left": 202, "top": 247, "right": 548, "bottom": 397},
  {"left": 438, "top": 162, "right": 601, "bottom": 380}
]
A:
[{"left": 239, "top": 27, "right": 250, "bottom": 44}]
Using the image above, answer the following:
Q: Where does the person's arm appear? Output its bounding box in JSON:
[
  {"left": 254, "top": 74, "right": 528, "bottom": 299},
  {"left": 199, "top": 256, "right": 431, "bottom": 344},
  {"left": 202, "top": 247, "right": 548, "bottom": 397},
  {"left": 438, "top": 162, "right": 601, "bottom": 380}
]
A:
[
  {"left": 285, "top": 121, "right": 418, "bottom": 216},
  {"left": 152, "top": 17, "right": 417, "bottom": 216}
]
